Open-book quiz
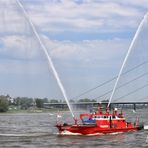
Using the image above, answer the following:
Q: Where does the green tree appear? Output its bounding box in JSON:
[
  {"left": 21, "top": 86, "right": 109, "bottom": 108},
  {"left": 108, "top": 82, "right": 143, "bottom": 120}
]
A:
[
  {"left": 49, "top": 99, "right": 59, "bottom": 103},
  {"left": 91, "top": 99, "right": 97, "bottom": 102},
  {"left": 35, "top": 98, "right": 44, "bottom": 108},
  {"left": 101, "top": 99, "right": 109, "bottom": 103},
  {"left": 15, "top": 97, "right": 21, "bottom": 106},
  {"left": 0, "top": 96, "right": 9, "bottom": 112},
  {"left": 14, "top": 97, "right": 34, "bottom": 109},
  {"left": 78, "top": 98, "right": 97, "bottom": 102},
  {"left": 78, "top": 98, "right": 91, "bottom": 102},
  {"left": 70, "top": 99, "right": 75, "bottom": 103},
  {"left": 20, "top": 97, "right": 34, "bottom": 109},
  {"left": 43, "top": 98, "right": 49, "bottom": 103}
]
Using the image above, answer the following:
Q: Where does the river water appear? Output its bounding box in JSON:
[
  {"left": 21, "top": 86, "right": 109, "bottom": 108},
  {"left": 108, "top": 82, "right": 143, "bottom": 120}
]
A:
[{"left": 0, "top": 109, "right": 148, "bottom": 148}]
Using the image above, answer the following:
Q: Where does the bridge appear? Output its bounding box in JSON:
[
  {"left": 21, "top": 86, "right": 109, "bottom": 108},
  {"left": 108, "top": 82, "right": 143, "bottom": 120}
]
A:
[{"left": 44, "top": 101, "right": 148, "bottom": 110}]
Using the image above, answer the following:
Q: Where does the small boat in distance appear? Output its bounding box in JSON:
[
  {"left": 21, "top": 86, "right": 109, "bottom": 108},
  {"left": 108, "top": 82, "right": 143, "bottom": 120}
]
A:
[{"left": 56, "top": 104, "right": 144, "bottom": 135}]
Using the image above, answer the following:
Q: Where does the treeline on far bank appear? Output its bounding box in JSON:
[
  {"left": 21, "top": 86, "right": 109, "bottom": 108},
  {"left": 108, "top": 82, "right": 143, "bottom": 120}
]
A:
[{"left": 0, "top": 95, "right": 98, "bottom": 112}]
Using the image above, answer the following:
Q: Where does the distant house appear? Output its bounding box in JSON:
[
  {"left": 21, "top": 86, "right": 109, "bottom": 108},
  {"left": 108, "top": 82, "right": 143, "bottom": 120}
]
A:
[{"left": 6, "top": 95, "right": 14, "bottom": 104}]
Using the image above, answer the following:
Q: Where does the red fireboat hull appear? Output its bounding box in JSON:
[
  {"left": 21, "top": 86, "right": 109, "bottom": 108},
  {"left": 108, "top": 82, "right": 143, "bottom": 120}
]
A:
[
  {"left": 56, "top": 104, "right": 144, "bottom": 135},
  {"left": 56, "top": 124, "right": 143, "bottom": 135}
]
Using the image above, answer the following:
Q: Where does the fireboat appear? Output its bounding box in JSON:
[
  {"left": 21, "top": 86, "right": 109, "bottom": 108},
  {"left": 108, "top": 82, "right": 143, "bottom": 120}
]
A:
[{"left": 56, "top": 104, "right": 144, "bottom": 135}]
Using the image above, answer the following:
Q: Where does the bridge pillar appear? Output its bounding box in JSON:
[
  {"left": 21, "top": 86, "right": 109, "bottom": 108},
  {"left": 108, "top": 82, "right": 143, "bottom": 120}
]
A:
[
  {"left": 109, "top": 104, "right": 112, "bottom": 111},
  {"left": 133, "top": 103, "right": 136, "bottom": 111}
]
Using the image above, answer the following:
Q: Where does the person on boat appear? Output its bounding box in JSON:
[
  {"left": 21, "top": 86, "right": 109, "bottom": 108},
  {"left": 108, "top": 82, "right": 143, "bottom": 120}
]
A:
[{"left": 112, "top": 108, "right": 124, "bottom": 118}]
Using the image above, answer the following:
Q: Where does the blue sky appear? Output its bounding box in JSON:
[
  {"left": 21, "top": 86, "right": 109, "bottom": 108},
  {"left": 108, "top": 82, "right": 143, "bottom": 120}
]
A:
[{"left": 0, "top": 0, "right": 148, "bottom": 101}]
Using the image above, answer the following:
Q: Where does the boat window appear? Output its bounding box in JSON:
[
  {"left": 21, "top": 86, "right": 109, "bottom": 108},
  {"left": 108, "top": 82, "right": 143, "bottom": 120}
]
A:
[
  {"left": 96, "top": 116, "right": 101, "bottom": 119},
  {"left": 112, "top": 115, "right": 115, "bottom": 119},
  {"left": 82, "top": 116, "right": 90, "bottom": 120},
  {"left": 94, "top": 116, "right": 110, "bottom": 119}
]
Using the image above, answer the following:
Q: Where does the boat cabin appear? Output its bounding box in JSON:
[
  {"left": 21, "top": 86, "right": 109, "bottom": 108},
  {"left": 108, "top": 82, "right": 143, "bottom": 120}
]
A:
[{"left": 80, "top": 104, "right": 133, "bottom": 129}]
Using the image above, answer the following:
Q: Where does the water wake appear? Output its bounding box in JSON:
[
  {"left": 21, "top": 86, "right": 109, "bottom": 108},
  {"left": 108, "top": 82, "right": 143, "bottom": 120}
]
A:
[{"left": 0, "top": 133, "right": 50, "bottom": 137}]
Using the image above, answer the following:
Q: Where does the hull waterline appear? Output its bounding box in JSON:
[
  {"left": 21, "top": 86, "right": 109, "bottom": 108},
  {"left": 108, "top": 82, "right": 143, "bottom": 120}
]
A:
[{"left": 56, "top": 124, "right": 143, "bottom": 135}]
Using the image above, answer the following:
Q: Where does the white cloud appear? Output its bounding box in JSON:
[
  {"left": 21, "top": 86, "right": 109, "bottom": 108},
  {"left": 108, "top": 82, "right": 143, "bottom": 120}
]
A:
[
  {"left": 0, "top": 0, "right": 27, "bottom": 34},
  {"left": 41, "top": 38, "right": 129, "bottom": 72},
  {"left": 22, "top": 0, "right": 147, "bottom": 33},
  {"left": 0, "top": 59, "right": 47, "bottom": 75},
  {"left": 0, "top": 35, "right": 43, "bottom": 60},
  {"left": 113, "top": 0, "right": 148, "bottom": 9},
  {"left": 0, "top": 32, "right": 129, "bottom": 73},
  {"left": 0, "top": 0, "right": 147, "bottom": 98},
  {"left": 0, "top": 0, "right": 147, "bottom": 35},
  {"left": 46, "top": 38, "right": 128, "bottom": 59}
]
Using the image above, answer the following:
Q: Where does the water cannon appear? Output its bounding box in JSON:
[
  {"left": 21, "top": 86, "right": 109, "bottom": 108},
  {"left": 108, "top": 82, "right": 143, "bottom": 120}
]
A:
[{"left": 73, "top": 116, "right": 78, "bottom": 125}]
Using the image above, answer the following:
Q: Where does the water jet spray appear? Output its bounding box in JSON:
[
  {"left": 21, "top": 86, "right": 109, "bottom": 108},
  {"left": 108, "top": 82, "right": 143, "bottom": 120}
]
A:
[
  {"left": 108, "top": 12, "right": 148, "bottom": 107},
  {"left": 16, "top": 0, "right": 75, "bottom": 118}
]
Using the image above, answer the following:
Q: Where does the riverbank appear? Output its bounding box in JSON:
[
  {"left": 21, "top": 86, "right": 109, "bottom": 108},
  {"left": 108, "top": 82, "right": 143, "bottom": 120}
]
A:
[{"left": 0, "top": 105, "right": 69, "bottom": 114}]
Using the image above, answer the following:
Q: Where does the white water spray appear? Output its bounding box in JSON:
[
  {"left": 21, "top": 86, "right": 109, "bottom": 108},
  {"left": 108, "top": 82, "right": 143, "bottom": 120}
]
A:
[
  {"left": 108, "top": 12, "right": 148, "bottom": 107},
  {"left": 16, "top": 0, "right": 74, "bottom": 118}
]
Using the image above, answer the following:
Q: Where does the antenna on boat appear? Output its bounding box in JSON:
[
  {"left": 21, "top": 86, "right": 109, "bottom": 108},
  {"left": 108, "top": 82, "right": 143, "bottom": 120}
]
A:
[{"left": 108, "top": 12, "right": 148, "bottom": 108}]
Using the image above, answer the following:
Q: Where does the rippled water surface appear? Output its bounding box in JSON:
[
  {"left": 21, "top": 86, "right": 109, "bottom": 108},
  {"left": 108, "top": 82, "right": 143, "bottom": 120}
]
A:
[{"left": 0, "top": 109, "right": 148, "bottom": 148}]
